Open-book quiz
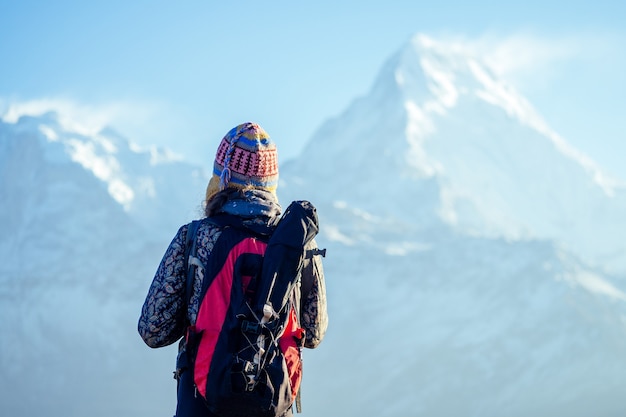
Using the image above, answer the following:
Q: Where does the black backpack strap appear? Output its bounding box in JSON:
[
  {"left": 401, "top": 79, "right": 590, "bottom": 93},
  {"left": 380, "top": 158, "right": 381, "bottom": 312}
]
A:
[
  {"left": 176, "top": 220, "right": 203, "bottom": 379},
  {"left": 183, "top": 217, "right": 230, "bottom": 308},
  {"left": 184, "top": 220, "right": 203, "bottom": 309}
]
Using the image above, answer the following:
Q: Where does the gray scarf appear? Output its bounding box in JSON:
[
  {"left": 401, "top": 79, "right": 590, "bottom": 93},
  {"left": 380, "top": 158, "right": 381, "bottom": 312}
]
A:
[{"left": 218, "top": 189, "right": 282, "bottom": 234}]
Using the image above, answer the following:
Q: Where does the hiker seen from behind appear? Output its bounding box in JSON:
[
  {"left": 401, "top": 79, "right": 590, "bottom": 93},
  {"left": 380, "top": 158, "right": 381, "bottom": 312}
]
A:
[{"left": 138, "top": 122, "right": 329, "bottom": 417}]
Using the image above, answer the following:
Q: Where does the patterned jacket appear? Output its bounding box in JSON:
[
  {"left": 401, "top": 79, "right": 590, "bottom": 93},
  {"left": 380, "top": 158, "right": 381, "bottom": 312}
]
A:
[{"left": 138, "top": 217, "right": 328, "bottom": 350}]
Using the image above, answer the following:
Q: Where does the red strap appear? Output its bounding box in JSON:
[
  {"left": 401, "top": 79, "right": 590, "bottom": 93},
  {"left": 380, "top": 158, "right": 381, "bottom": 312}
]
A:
[{"left": 279, "top": 307, "right": 304, "bottom": 400}]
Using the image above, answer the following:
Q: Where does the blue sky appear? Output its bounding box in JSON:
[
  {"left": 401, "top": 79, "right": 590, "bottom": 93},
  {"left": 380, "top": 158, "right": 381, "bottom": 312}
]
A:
[{"left": 1, "top": 1, "right": 625, "bottom": 179}]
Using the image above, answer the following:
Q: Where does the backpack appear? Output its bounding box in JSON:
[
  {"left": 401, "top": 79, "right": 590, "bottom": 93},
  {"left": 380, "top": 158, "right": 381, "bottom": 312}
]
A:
[{"left": 181, "top": 200, "right": 323, "bottom": 417}]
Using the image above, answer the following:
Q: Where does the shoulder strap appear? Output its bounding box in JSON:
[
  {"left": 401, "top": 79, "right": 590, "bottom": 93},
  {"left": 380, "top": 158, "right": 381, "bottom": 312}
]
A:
[
  {"left": 183, "top": 219, "right": 204, "bottom": 310},
  {"left": 183, "top": 217, "right": 238, "bottom": 309}
]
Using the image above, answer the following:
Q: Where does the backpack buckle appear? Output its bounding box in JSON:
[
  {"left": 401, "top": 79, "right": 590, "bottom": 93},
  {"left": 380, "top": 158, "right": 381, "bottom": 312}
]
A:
[
  {"left": 231, "top": 359, "right": 260, "bottom": 393},
  {"left": 242, "top": 361, "right": 259, "bottom": 392},
  {"left": 241, "top": 319, "right": 261, "bottom": 334},
  {"left": 243, "top": 360, "right": 258, "bottom": 374}
]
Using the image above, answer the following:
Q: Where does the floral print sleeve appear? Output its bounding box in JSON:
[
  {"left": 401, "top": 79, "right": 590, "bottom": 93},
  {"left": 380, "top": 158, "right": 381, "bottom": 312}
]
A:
[
  {"left": 138, "top": 224, "right": 189, "bottom": 348},
  {"left": 300, "top": 239, "right": 328, "bottom": 349}
]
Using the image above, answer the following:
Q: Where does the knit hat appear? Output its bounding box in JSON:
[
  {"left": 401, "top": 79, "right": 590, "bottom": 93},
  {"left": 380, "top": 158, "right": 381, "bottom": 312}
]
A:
[{"left": 205, "top": 122, "right": 279, "bottom": 202}]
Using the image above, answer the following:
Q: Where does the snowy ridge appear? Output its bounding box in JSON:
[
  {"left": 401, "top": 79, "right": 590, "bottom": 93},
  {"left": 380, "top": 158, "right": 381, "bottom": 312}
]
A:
[
  {"left": 285, "top": 33, "right": 626, "bottom": 274},
  {"left": 396, "top": 35, "right": 620, "bottom": 188},
  {"left": 0, "top": 111, "right": 207, "bottom": 417},
  {"left": 400, "top": 34, "right": 621, "bottom": 196},
  {"left": 0, "top": 111, "right": 209, "bottom": 239}
]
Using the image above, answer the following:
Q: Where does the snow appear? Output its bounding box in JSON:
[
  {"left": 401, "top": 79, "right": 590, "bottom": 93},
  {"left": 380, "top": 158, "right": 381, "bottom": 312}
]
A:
[
  {"left": 559, "top": 267, "right": 626, "bottom": 301},
  {"left": 341, "top": 33, "right": 626, "bottom": 273},
  {"left": 2, "top": 33, "right": 626, "bottom": 417}
]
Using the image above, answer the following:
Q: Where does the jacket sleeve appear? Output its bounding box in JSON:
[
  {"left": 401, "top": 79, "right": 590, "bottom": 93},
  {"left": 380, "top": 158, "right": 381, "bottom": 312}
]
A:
[
  {"left": 138, "top": 224, "right": 189, "bottom": 348},
  {"left": 299, "top": 238, "right": 328, "bottom": 349}
]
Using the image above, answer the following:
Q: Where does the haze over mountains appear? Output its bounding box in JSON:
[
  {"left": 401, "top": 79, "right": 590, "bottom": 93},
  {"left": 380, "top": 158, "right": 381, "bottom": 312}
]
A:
[{"left": 1, "top": 33, "right": 625, "bottom": 417}]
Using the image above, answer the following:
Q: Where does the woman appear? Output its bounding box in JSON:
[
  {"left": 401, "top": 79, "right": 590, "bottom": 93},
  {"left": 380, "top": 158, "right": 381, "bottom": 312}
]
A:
[{"left": 138, "top": 122, "right": 328, "bottom": 417}]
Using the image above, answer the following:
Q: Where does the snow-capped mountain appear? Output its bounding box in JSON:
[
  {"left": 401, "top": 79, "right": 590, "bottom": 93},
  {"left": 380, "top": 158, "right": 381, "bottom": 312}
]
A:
[
  {"left": 0, "top": 112, "right": 208, "bottom": 417},
  {"left": 1, "top": 33, "right": 626, "bottom": 417},
  {"left": 283, "top": 34, "right": 626, "bottom": 275},
  {"left": 280, "top": 33, "right": 626, "bottom": 416}
]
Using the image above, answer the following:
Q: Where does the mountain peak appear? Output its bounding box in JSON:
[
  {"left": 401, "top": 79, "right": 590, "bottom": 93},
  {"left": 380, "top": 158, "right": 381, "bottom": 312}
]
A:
[
  {"left": 386, "top": 34, "right": 623, "bottom": 195},
  {"left": 392, "top": 34, "right": 551, "bottom": 131},
  {"left": 283, "top": 33, "right": 626, "bottom": 274},
  {"left": 0, "top": 112, "right": 208, "bottom": 241}
]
